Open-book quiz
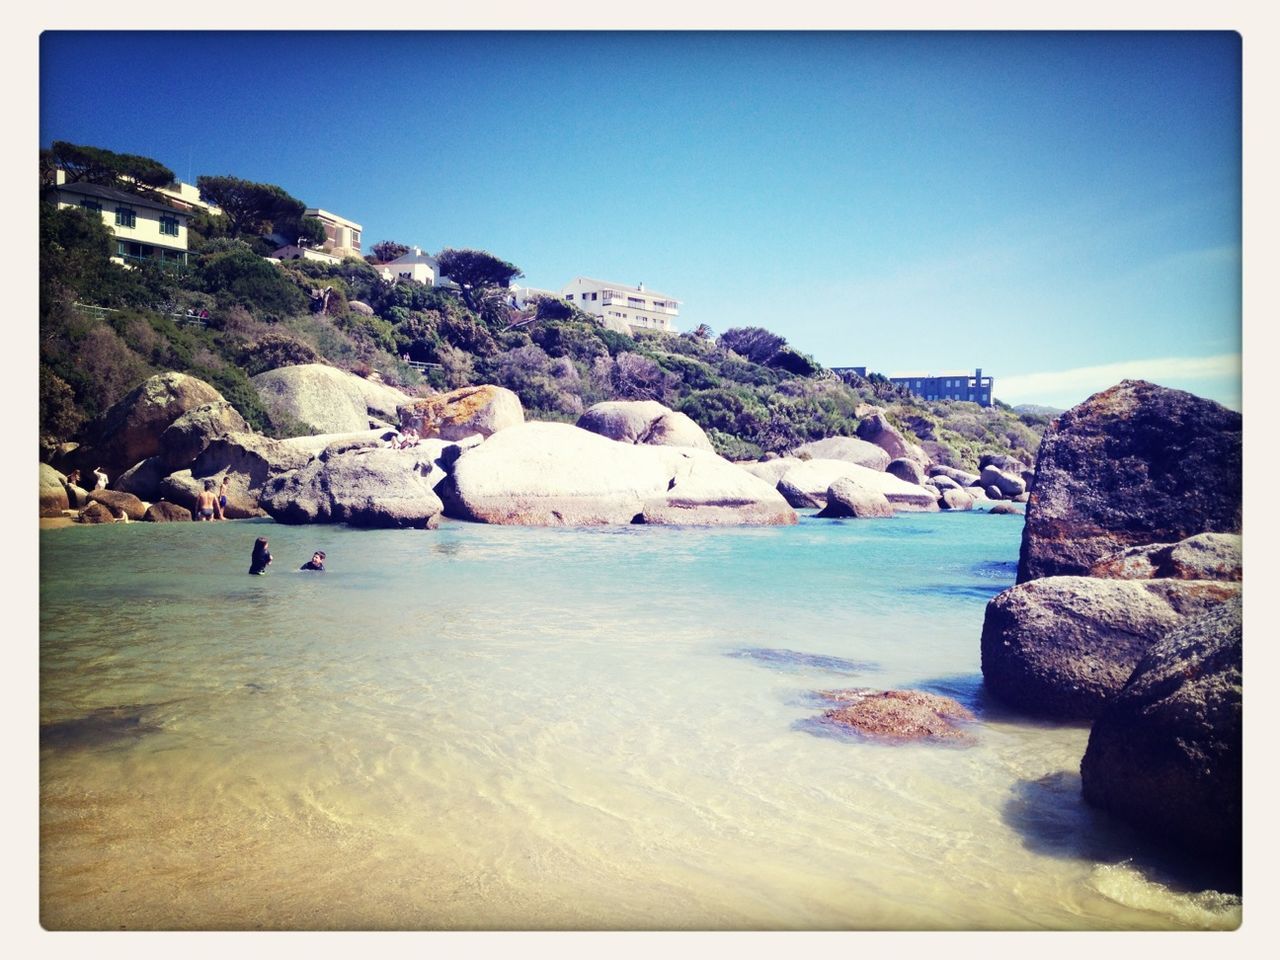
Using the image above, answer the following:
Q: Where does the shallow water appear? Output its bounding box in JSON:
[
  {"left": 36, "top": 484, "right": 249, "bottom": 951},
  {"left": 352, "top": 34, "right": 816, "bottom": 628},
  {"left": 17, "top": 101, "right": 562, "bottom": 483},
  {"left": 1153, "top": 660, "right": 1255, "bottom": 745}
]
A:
[{"left": 39, "top": 512, "right": 1240, "bottom": 930}]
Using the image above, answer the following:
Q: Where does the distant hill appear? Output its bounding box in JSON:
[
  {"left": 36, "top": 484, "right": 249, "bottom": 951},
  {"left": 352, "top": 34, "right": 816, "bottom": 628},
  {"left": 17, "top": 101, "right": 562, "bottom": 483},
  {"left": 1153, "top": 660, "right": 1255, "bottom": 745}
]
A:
[{"left": 1012, "top": 403, "right": 1065, "bottom": 418}]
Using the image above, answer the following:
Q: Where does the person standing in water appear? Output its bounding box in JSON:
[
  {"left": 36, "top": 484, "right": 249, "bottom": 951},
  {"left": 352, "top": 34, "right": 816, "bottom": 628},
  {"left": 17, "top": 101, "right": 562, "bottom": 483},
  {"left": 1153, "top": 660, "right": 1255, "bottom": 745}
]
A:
[
  {"left": 217, "top": 475, "right": 231, "bottom": 520},
  {"left": 249, "top": 537, "right": 272, "bottom": 575},
  {"left": 195, "top": 480, "right": 219, "bottom": 521}
]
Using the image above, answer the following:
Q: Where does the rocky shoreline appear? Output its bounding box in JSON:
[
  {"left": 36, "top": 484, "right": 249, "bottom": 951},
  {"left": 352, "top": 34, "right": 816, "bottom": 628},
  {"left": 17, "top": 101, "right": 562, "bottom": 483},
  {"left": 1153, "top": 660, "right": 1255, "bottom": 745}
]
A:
[{"left": 38, "top": 364, "right": 1033, "bottom": 529}]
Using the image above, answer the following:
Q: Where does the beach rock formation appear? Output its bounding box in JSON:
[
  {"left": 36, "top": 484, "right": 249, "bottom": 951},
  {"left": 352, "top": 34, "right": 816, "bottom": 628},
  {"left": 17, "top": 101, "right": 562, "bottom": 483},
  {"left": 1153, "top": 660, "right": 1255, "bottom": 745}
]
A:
[
  {"left": 980, "top": 453, "right": 1031, "bottom": 475},
  {"left": 736, "top": 457, "right": 804, "bottom": 487},
  {"left": 76, "top": 501, "right": 115, "bottom": 523},
  {"left": 113, "top": 455, "right": 168, "bottom": 502},
  {"left": 989, "top": 503, "right": 1022, "bottom": 516},
  {"left": 856, "top": 413, "right": 927, "bottom": 464},
  {"left": 85, "top": 372, "right": 224, "bottom": 477},
  {"left": 441, "top": 421, "right": 794, "bottom": 526},
  {"left": 1079, "top": 598, "right": 1242, "bottom": 881},
  {"left": 886, "top": 458, "right": 927, "bottom": 485},
  {"left": 39, "top": 464, "right": 69, "bottom": 517},
  {"left": 261, "top": 446, "right": 444, "bottom": 528},
  {"left": 158, "top": 401, "right": 251, "bottom": 471},
  {"left": 979, "top": 576, "right": 1240, "bottom": 719},
  {"left": 939, "top": 489, "right": 976, "bottom": 511},
  {"left": 816, "top": 477, "right": 895, "bottom": 519},
  {"left": 818, "top": 689, "right": 977, "bottom": 744},
  {"left": 791, "top": 436, "right": 891, "bottom": 471},
  {"left": 980, "top": 464, "right": 1026, "bottom": 499},
  {"left": 577, "top": 400, "right": 714, "bottom": 451},
  {"left": 777, "top": 459, "right": 939, "bottom": 512},
  {"left": 1087, "top": 532, "right": 1242, "bottom": 582},
  {"left": 1017, "top": 380, "right": 1242, "bottom": 583},
  {"left": 143, "top": 501, "right": 194, "bottom": 522},
  {"left": 87, "top": 489, "right": 147, "bottom": 521},
  {"left": 929, "top": 464, "right": 981, "bottom": 487},
  {"left": 251, "top": 364, "right": 410, "bottom": 434},
  {"left": 399, "top": 384, "right": 524, "bottom": 441}
]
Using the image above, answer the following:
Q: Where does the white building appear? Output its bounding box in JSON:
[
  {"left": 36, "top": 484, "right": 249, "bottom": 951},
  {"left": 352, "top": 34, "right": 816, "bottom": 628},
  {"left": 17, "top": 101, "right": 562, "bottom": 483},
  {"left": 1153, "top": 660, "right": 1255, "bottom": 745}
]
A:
[
  {"left": 508, "top": 284, "right": 560, "bottom": 309},
  {"left": 378, "top": 246, "right": 442, "bottom": 286},
  {"left": 305, "top": 208, "right": 362, "bottom": 258},
  {"left": 52, "top": 179, "right": 193, "bottom": 270},
  {"left": 559, "top": 277, "right": 679, "bottom": 333}
]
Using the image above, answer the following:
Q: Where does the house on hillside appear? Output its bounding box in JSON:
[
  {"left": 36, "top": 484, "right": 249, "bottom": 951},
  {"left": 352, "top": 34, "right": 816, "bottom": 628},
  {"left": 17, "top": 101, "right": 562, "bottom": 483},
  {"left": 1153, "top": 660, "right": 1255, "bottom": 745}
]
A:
[
  {"left": 508, "top": 284, "right": 561, "bottom": 309},
  {"left": 52, "top": 178, "right": 193, "bottom": 270},
  {"left": 889, "top": 368, "right": 995, "bottom": 406},
  {"left": 305, "top": 208, "right": 362, "bottom": 258},
  {"left": 379, "top": 246, "right": 442, "bottom": 286},
  {"left": 559, "top": 277, "right": 680, "bottom": 334},
  {"left": 153, "top": 180, "right": 222, "bottom": 217}
]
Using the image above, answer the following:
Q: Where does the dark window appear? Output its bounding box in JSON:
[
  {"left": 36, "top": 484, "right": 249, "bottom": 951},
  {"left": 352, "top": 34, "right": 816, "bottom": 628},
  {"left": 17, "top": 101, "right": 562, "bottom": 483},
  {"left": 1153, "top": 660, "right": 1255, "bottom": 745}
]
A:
[
  {"left": 115, "top": 207, "right": 136, "bottom": 228},
  {"left": 566, "top": 294, "right": 574, "bottom": 300},
  {"left": 79, "top": 199, "right": 102, "bottom": 213},
  {"left": 159, "top": 215, "right": 179, "bottom": 237}
]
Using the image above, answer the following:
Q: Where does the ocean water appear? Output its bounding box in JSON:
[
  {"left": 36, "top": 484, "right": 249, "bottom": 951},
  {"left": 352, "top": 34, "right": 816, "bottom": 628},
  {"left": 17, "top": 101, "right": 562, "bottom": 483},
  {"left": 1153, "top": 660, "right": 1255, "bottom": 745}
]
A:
[{"left": 38, "top": 512, "right": 1240, "bottom": 930}]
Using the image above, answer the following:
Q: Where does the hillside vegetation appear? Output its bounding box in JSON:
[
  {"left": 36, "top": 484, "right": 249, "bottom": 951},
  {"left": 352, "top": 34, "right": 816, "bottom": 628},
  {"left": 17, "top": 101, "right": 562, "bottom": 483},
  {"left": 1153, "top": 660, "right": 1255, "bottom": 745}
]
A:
[{"left": 39, "top": 160, "right": 1050, "bottom": 468}]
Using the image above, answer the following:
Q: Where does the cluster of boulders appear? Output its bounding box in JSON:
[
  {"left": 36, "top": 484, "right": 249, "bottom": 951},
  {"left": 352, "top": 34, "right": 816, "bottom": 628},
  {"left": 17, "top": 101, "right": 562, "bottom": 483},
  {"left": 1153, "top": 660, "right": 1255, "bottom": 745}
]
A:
[
  {"left": 977, "top": 380, "right": 1242, "bottom": 883},
  {"left": 735, "top": 412, "right": 1031, "bottom": 519}
]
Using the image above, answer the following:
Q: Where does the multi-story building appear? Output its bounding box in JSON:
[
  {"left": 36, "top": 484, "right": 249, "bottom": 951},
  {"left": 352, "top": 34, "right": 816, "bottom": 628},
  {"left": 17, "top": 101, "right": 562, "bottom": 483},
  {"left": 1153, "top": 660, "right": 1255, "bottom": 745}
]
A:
[
  {"left": 52, "top": 179, "right": 193, "bottom": 270},
  {"left": 559, "top": 277, "right": 679, "bottom": 333},
  {"left": 888, "top": 368, "right": 994, "bottom": 406},
  {"left": 305, "top": 208, "right": 362, "bottom": 258}
]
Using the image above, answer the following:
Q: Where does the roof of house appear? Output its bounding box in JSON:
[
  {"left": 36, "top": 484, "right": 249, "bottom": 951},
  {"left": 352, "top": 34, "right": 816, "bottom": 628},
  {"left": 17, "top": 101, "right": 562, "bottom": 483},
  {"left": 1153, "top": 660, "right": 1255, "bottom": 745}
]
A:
[
  {"left": 305, "top": 208, "right": 362, "bottom": 231},
  {"left": 384, "top": 249, "right": 439, "bottom": 266},
  {"left": 565, "top": 277, "right": 680, "bottom": 303},
  {"left": 890, "top": 371, "right": 989, "bottom": 380},
  {"left": 56, "top": 181, "right": 192, "bottom": 217}
]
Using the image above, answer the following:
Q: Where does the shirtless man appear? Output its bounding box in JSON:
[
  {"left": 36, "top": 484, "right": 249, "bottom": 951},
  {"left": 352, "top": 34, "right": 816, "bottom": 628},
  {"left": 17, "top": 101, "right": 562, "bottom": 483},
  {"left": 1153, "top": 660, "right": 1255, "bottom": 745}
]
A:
[{"left": 195, "top": 479, "right": 218, "bottom": 521}]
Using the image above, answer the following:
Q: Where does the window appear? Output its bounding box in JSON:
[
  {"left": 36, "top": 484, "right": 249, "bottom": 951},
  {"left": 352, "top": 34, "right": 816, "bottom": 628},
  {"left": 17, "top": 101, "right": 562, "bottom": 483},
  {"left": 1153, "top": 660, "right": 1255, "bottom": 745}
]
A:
[
  {"left": 80, "top": 199, "right": 102, "bottom": 213},
  {"left": 566, "top": 293, "right": 574, "bottom": 300},
  {"left": 159, "top": 215, "right": 179, "bottom": 237},
  {"left": 115, "top": 207, "right": 136, "bottom": 228},
  {"left": 590, "top": 292, "right": 598, "bottom": 301}
]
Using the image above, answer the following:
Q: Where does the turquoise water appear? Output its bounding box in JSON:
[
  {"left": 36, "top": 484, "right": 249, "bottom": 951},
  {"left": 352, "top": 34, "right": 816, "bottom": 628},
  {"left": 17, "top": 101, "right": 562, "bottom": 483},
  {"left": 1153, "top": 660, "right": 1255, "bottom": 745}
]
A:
[{"left": 39, "top": 512, "right": 1240, "bottom": 930}]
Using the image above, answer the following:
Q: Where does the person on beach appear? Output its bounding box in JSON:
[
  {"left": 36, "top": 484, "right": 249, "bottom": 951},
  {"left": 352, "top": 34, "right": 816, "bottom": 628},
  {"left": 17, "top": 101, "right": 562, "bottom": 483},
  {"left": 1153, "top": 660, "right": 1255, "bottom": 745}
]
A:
[
  {"left": 249, "top": 537, "right": 272, "bottom": 575},
  {"left": 217, "top": 475, "right": 231, "bottom": 520},
  {"left": 195, "top": 480, "right": 219, "bottom": 521},
  {"left": 92, "top": 466, "right": 108, "bottom": 490},
  {"left": 300, "top": 551, "right": 326, "bottom": 571}
]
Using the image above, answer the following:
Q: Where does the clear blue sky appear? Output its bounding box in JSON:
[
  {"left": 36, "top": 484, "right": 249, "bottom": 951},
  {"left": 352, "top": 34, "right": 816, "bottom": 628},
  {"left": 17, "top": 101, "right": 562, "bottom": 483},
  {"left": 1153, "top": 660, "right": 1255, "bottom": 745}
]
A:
[{"left": 39, "top": 30, "right": 1241, "bottom": 410}]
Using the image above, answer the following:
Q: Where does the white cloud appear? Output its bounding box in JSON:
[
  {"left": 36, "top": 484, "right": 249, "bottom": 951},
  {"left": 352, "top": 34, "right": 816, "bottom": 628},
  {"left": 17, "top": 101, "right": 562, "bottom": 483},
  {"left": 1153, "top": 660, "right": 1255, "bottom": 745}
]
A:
[{"left": 997, "top": 354, "right": 1242, "bottom": 410}]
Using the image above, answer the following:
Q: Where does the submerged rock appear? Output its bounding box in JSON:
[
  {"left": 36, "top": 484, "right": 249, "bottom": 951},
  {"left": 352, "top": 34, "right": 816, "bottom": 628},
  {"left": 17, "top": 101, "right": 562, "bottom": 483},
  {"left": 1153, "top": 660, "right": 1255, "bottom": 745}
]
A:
[
  {"left": 1080, "top": 598, "right": 1241, "bottom": 882},
  {"left": 817, "top": 689, "right": 977, "bottom": 744},
  {"left": 1017, "top": 380, "right": 1242, "bottom": 583},
  {"left": 979, "top": 576, "right": 1240, "bottom": 719}
]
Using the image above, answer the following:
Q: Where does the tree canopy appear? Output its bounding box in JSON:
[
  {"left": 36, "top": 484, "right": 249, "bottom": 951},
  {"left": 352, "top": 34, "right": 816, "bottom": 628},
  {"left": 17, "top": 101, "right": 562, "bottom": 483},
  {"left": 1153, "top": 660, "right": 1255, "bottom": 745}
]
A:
[
  {"left": 370, "top": 240, "right": 411, "bottom": 263},
  {"left": 436, "top": 248, "right": 523, "bottom": 312},
  {"left": 195, "top": 175, "right": 307, "bottom": 240},
  {"left": 44, "top": 141, "right": 176, "bottom": 194}
]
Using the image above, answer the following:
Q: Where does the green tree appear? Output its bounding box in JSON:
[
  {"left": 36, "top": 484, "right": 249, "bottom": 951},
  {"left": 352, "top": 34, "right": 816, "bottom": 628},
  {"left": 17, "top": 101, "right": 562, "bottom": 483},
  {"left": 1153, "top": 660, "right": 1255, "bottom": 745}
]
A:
[
  {"left": 297, "top": 216, "right": 328, "bottom": 248},
  {"left": 370, "top": 240, "right": 410, "bottom": 263},
  {"left": 46, "top": 141, "right": 175, "bottom": 194},
  {"left": 436, "top": 248, "right": 523, "bottom": 312},
  {"left": 195, "top": 175, "right": 306, "bottom": 239}
]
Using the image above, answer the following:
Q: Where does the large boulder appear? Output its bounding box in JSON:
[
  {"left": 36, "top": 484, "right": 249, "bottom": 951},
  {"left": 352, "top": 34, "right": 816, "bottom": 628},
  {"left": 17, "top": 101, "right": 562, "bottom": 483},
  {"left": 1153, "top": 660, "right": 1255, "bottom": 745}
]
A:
[
  {"left": 856, "top": 413, "right": 919, "bottom": 463},
  {"left": 815, "top": 477, "right": 894, "bottom": 519},
  {"left": 87, "top": 489, "right": 147, "bottom": 521},
  {"left": 577, "top": 400, "right": 713, "bottom": 451},
  {"left": 87, "top": 372, "right": 224, "bottom": 477},
  {"left": 76, "top": 501, "right": 115, "bottom": 524},
  {"left": 979, "top": 576, "right": 1240, "bottom": 719},
  {"left": 1088, "top": 532, "right": 1242, "bottom": 582},
  {"left": 1017, "top": 380, "right": 1242, "bottom": 583},
  {"left": 1080, "top": 598, "right": 1241, "bottom": 881},
  {"left": 980, "top": 464, "right": 1026, "bottom": 498},
  {"left": 886, "top": 458, "right": 927, "bottom": 486},
  {"left": 144, "top": 501, "right": 194, "bottom": 522},
  {"left": 979, "top": 453, "right": 1030, "bottom": 475},
  {"left": 158, "top": 401, "right": 251, "bottom": 471},
  {"left": 442, "top": 421, "right": 793, "bottom": 526},
  {"left": 398, "top": 385, "right": 524, "bottom": 441},
  {"left": 113, "top": 456, "right": 169, "bottom": 502},
  {"left": 736, "top": 457, "right": 804, "bottom": 486},
  {"left": 39, "top": 464, "right": 69, "bottom": 517},
  {"left": 791, "top": 436, "right": 891, "bottom": 471},
  {"left": 261, "top": 446, "right": 445, "bottom": 528},
  {"left": 639, "top": 449, "right": 796, "bottom": 526},
  {"left": 929, "top": 464, "right": 981, "bottom": 488},
  {"left": 939, "top": 489, "right": 976, "bottom": 511},
  {"left": 778, "top": 459, "right": 939, "bottom": 512},
  {"left": 251, "top": 364, "right": 411, "bottom": 434}
]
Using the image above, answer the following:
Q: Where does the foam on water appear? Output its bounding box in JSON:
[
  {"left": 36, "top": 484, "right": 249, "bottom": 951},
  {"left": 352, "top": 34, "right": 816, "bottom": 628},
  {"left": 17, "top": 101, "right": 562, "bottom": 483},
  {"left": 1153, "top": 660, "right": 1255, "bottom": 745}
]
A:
[{"left": 39, "top": 513, "right": 1239, "bottom": 930}]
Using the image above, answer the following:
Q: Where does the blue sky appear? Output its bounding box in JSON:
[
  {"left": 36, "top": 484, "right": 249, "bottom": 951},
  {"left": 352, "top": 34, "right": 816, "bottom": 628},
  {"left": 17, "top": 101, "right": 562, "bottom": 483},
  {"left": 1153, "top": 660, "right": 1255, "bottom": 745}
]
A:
[{"left": 39, "top": 30, "right": 1241, "bottom": 410}]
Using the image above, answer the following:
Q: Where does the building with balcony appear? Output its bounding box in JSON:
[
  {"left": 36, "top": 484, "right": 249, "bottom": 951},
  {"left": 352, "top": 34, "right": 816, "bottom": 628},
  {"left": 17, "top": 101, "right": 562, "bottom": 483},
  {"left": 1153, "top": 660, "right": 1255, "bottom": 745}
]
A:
[
  {"left": 888, "top": 368, "right": 994, "bottom": 406},
  {"left": 559, "top": 277, "right": 679, "bottom": 333},
  {"left": 306, "top": 208, "right": 362, "bottom": 258},
  {"left": 52, "top": 179, "right": 192, "bottom": 271}
]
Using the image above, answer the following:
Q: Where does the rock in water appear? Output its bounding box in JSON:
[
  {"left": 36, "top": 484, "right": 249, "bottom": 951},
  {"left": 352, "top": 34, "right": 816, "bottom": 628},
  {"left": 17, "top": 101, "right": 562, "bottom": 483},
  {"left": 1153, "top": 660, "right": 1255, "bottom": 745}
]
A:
[
  {"left": 816, "top": 477, "right": 895, "bottom": 518},
  {"left": 818, "top": 689, "right": 977, "bottom": 744},
  {"left": 979, "top": 576, "right": 1240, "bottom": 719},
  {"left": 87, "top": 489, "right": 147, "bottom": 521},
  {"left": 778, "top": 459, "right": 939, "bottom": 512},
  {"left": 1080, "top": 598, "right": 1241, "bottom": 884},
  {"left": 261, "top": 446, "right": 444, "bottom": 528},
  {"left": 1017, "top": 380, "right": 1242, "bottom": 583},
  {"left": 143, "top": 501, "right": 194, "bottom": 522}
]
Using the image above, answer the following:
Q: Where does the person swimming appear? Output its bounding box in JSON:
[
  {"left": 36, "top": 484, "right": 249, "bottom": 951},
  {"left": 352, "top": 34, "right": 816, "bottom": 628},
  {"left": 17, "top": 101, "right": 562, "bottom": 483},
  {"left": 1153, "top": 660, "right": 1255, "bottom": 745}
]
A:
[
  {"left": 300, "top": 551, "right": 326, "bottom": 571},
  {"left": 249, "top": 537, "right": 272, "bottom": 575}
]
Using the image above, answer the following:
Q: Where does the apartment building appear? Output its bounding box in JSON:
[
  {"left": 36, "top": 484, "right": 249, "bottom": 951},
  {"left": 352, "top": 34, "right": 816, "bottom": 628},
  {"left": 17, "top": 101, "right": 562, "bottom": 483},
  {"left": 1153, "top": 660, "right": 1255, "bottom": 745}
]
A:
[
  {"left": 889, "top": 368, "right": 994, "bottom": 406},
  {"left": 559, "top": 277, "right": 679, "bottom": 334},
  {"left": 306, "top": 208, "right": 362, "bottom": 258},
  {"left": 52, "top": 179, "right": 192, "bottom": 270}
]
